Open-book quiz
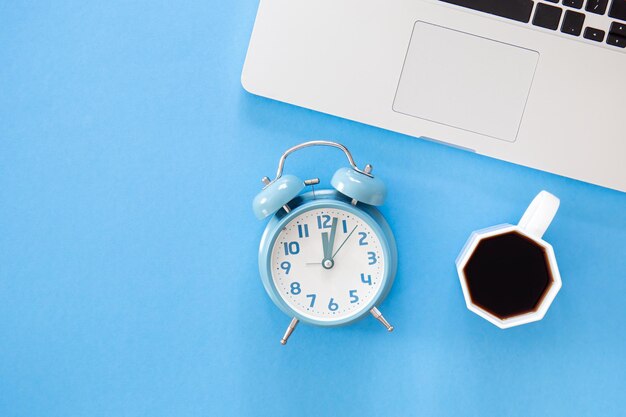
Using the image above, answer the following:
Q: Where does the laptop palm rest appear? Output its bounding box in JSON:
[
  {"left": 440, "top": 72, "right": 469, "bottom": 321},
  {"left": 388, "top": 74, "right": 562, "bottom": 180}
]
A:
[{"left": 393, "top": 22, "right": 539, "bottom": 142}]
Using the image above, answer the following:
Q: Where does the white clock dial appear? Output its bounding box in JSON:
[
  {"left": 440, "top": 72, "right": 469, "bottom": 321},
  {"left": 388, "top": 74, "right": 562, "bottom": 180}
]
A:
[{"left": 270, "top": 207, "right": 386, "bottom": 322}]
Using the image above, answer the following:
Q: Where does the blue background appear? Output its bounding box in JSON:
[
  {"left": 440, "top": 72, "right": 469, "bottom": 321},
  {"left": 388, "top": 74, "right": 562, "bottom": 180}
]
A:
[{"left": 1, "top": 1, "right": 625, "bottom": 416}]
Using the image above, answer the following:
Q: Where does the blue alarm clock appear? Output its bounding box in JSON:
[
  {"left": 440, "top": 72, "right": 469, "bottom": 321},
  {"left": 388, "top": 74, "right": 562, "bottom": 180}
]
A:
[{"left": 253, "top": 141, "right": 397, "bottom": 345}]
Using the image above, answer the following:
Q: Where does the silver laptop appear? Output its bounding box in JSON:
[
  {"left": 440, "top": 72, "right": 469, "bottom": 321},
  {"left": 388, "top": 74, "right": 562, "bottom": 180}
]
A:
[{"left": 242, "top": 0, "right": 626, "bottom": 192}]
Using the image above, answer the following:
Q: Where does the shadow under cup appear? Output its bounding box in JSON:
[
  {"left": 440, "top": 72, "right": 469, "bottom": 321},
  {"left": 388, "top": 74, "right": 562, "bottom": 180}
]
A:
[{"left": 463, "top": 231, "right": 554, "bottom": 320}]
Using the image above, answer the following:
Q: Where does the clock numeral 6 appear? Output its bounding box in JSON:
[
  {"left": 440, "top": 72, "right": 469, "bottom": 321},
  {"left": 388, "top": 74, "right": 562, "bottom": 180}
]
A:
[
  {"left": 349, "top": 290, "right": 359, "bottom": 303},
  {"left": 280, "top": 261, "right": 291, "bottom": 274},
  {"left": 290, "top": 282, "right": 301, "bottom": 295},
  {"left": 361, "top": 273, "right": 372, "bottom": 285},
  {"left": 306, "top": 294, "right": 316, "bottom": 307},
  {"left": 328, "top": 298, "right": 339, "bottom": 311},
  {"left": 358, "top": 232, "right": 368, "bottom": 246},
  {"left": 283, "top": 241, "right": 300, "bottom": 256},
  {"left": 367, "top": 251, "right": 377, "bottom": 265}
]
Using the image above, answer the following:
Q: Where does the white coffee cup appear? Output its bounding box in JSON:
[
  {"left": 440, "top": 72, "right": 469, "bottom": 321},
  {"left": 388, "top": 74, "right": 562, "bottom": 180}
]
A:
[{"left": 456, "top": 191, "right": 562, "bottom": 329}]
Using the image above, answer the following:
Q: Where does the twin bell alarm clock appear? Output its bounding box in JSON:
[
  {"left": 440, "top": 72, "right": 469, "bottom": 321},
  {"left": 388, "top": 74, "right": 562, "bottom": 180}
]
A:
[{"left": 252, "top": 141, "right": 398, "bottom": 345}]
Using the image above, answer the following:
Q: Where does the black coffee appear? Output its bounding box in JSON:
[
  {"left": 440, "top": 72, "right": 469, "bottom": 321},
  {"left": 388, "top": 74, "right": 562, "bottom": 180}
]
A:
[{"left": 463, "top": 231, "right": 552, "bottom": 319}]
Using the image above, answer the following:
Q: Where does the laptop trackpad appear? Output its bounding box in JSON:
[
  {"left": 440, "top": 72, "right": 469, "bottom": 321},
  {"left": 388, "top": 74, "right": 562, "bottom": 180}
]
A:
[{"left": 393, "top": 22, "right": 538, "bottom": 142}]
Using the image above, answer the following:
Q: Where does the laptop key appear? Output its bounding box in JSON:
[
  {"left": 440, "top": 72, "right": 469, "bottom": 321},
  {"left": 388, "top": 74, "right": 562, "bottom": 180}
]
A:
[
  {"left": 609, "top": 0, "right": 626, "bottom": 21},
  {"left": 561, "top": 10, "right": 586, "bottom": 35},
  {"left": 583, "top": 26, "right": 606, "bottom": 40},
  {"left": 607, "top": 33, "right": 626, "bottom": 46},
  {"left": 610, "top": 21, "right": 626, "bottom": 35},
  {"left": 563, "top": 0, "right": 584, "bottom": 8},
  {"left": 586, "top": 0, "right": 609, "bottom": 14},
  {"left": 438, "top": 0, "right": 535, "bottom": 23},
  {"left": 533, "top": 3, "right": 563, "bottom": 30}
]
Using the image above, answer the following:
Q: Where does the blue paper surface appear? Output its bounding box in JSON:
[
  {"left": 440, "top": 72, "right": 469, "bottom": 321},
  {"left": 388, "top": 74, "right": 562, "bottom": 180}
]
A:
[{"left": 0, "top": 1, "right": 624, "bottom": 416}]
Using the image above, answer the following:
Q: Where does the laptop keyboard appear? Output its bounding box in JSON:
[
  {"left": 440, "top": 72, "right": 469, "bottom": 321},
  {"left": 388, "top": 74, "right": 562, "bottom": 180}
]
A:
[{"left": 438, "top": 0, "right": 626, "bottom": 50}]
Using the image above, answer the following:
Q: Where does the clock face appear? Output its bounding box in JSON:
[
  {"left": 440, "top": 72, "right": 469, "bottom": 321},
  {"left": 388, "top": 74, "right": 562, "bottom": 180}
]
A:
[{"left": 270, "top": 206, "right": 386, "bottom": 322}]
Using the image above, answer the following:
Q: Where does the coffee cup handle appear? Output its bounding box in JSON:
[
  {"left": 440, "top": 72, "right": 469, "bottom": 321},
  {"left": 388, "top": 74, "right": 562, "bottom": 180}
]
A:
[{"left": 518, "top": 190, "right": 560, "bottom": 240}]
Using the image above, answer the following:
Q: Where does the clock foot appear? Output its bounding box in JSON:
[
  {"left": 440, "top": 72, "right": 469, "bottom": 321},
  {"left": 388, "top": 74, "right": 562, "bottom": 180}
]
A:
[
  {"left": 280, "top": 317, "right": 299, "bottom": 345},
  {"left": 370, "top": 307, "right": 394, "bottom": 332}
]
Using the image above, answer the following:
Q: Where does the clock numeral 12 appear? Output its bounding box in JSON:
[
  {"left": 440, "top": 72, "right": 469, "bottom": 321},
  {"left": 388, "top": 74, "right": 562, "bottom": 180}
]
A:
[{"left": 317, "top": 214, "right": 332, "bottom": 229}]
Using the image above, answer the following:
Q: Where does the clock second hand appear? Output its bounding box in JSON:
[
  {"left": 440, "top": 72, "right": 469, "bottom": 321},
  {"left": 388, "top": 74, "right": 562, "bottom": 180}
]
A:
[
  {"left": 307, "top": 224, "right": 358, "bottom": 264},
  {"left": 331, "top": 225, "right": 358, "bottom": 259}
]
